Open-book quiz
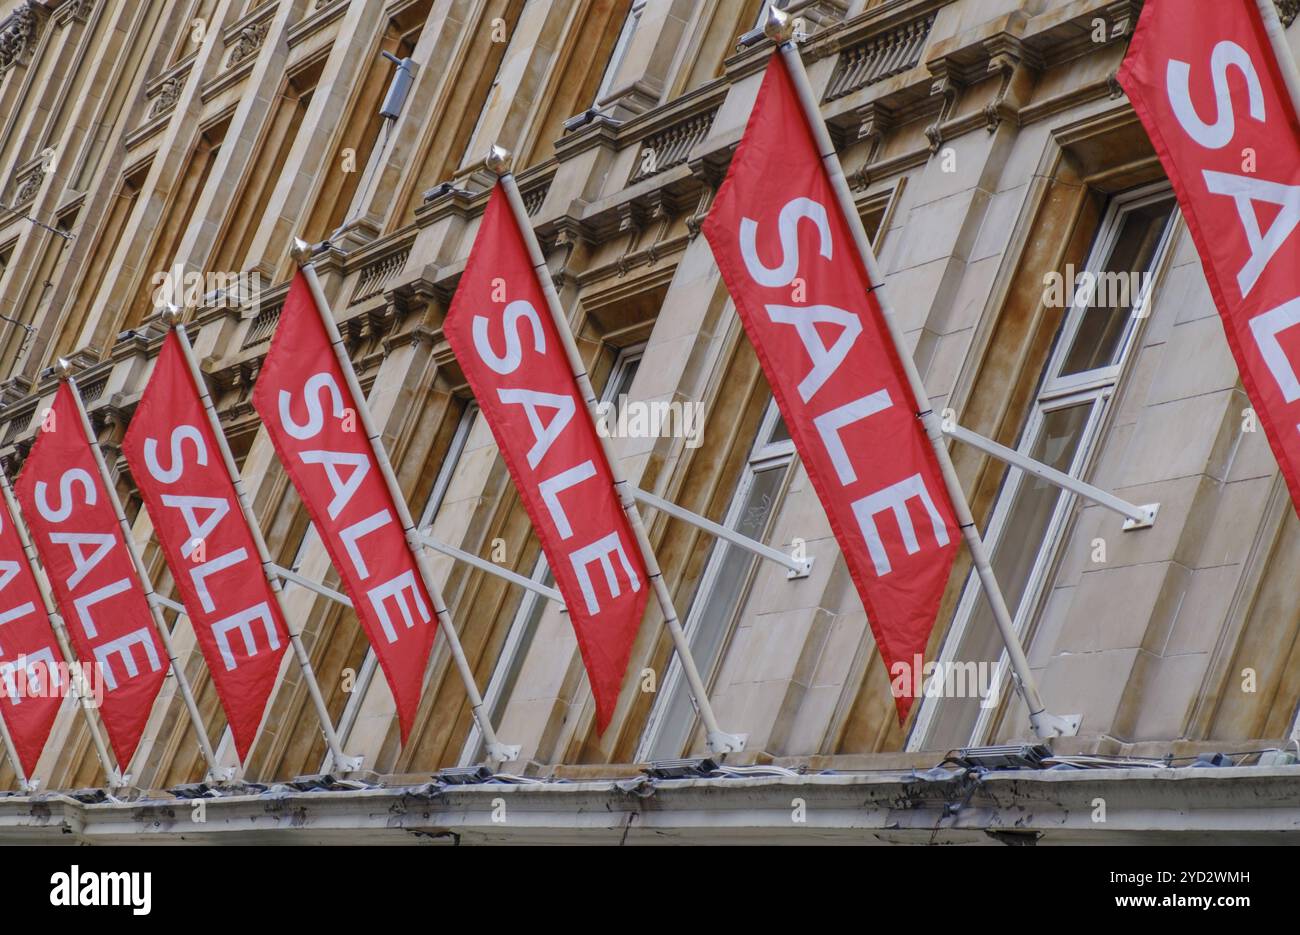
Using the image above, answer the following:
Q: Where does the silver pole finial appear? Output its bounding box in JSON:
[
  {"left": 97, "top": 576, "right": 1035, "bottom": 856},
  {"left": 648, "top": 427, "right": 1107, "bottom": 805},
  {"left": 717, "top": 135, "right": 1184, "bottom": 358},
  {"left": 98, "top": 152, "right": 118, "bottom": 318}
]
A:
[
  {"left": 290, "top": 237, "right": 314, "bottom": 265},
  {"left": 160, "top": 303, "right": 183, "bottom": 327},
  {"left": 485, "top": 145, "right": 513, "bottom": 176},
  {"left": 764, "top": 5, "right": 795, "bottom": 43}
]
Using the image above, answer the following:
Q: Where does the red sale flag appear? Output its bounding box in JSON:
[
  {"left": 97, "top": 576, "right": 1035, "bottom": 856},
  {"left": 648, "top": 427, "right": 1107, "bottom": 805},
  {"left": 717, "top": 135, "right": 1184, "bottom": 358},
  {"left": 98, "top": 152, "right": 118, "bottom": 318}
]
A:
[
  {"left": 253, "top": 272, "right": 437, "bottom": 740},
  {"left": 444, "top": 185, "right": 650, "bottom": 731},
  {"left": 702, "top": 54, "right": 959, "bottom": 720},
  {"left": 15, "top": 384, "right": 167, "bottom": 766},
  {"left": 122, "top": 332, "right": 290, "bottom": 760},
  {"left": 0, "top": 478, "right": 66, "bottom": 777},
  {"left": 1119, "top": 0, "right": 1300, "bottom": 516}
]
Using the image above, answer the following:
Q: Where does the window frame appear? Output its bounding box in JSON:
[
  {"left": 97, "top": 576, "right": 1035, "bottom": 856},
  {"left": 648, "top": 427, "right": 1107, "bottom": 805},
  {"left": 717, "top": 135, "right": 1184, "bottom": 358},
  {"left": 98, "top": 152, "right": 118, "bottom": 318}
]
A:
[
  {"left": 635, "top": 396, "right": 795, "bottom": 762},
  {"left": 908, "top": 181, "right": 1180, "bottom": 751},
  {"left": 593, "top": 0, "right": 648, "bottom": 109}
]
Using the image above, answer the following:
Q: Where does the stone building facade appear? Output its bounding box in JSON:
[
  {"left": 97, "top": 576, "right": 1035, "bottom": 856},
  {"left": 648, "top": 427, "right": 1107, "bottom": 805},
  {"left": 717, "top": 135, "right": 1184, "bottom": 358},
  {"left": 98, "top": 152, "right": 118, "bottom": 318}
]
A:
[{"left": 0, "top": 0, "right": 1298, "bottom": 839}]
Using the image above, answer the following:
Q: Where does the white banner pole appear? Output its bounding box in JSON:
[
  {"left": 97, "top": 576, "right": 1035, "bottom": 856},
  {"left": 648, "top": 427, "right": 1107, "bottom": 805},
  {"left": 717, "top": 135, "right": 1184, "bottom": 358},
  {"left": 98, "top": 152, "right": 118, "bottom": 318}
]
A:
[
  {"left": 1257, "top": 1, "right": 1300, "bottom": 111},
  {"left": 631, "top": 486, "right": 813, "bottom": 577},
  {"left": 766, "top": 9, "right": 1077, "bottom": 740},
  {"left": 1254, "top": 0, "right": 1300, "bottom": 752},
  {"left": 270, "top": 564, "right": 353, "bottom": 607},
  {"left": 491, "top": 150, "right": 747, "bottom": 756},
  {"left": 291, "top": 244, "right": 520, "bottom": 764},
  {"left": 415, "top": 531, "right": 566, "bottom": 603},
  {"left": 166, "top": 312, "right": 362, "bottom": 774},
  {"left": 0, "top": 685, "right": 30, "bottom": 791},
  {"left": 59, "top": 364, "right": 229, "bottom": 779},
  {"left": 0, "top": 465, "right": 120, "bottom": 786},
  {"left": 943, "top": 423, "right": 1158, "bottom": 529}
]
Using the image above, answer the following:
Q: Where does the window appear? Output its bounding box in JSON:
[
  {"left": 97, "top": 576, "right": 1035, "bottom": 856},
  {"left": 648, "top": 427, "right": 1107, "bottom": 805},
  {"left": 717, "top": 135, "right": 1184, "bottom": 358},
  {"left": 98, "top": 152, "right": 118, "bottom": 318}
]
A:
[
  {"left": 593, "top": 0, "right": 646, "bottom": 109},
  {"left": 637, "top": 397, "right": 795, "bottom": 761},
  {"left": 459, "top": 346, "right": 644, "bottom": 764},
  {"left": 60, "top": 163, "right": 149, "bottom": 360},
  {"left": 910, "top": 183, "right": 1178, "bottom": 752},
  {"left": 458, "top": 0, "right": 541, "bottom": 170},
  {"left": 210, "top": 60, "right": 321, "bottom": 275},
  {"left": 306, "top": 10, "right": 425, "bottom": 244}
]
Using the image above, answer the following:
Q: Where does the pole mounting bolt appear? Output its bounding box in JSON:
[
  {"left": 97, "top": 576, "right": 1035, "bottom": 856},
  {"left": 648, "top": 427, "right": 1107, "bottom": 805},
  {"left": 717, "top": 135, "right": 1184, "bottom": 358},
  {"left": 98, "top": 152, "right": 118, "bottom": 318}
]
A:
[
  {"left": 763, "top": 6, "right": 795, "bottom": 44},
  {"left": 485, "top": 144, "right": 513, "bottom": 176}
]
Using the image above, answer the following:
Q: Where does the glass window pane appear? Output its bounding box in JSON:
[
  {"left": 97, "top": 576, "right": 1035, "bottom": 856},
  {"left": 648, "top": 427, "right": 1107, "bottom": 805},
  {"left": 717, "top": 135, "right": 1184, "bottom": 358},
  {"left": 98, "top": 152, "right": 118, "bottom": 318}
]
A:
[
  {"left": 485, "top": 567, "right": 556, "bottom": 728},
  {"left": 767, "top": 412, "right": 790, "bottom": 444},
  {"left": 925, "top": 401, "right": 1092, "bottom": 750},
  {"left": 609, "top": 355, "right": 641, "bottom": 417},
  {"left": 646, "top": 462, "right": 786, "bottom": 760},
  {"left": 1059, "top": 198, "right": 1174, "bottom": 376}
]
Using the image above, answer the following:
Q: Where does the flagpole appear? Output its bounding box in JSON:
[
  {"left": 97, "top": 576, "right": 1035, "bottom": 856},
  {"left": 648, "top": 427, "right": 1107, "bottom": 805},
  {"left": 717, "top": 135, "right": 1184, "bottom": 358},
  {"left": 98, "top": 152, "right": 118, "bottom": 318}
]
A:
[
  {"left": 57, "top": 362, "right": 229, "bottom": 778},
  {"left": 765, "top": 9, "right": 1075, "bottom": 740},
  {"left": 1257, "top": 1, "right": 1300, "bottom": 113},
  {"left": 488, "top": 150, "right": 747, "bottom": 756},
  {"left": 0, "top": 464, "right": 120, "bottom": 787},
  {"left": 0, "top": 690, "right": 30, "bottom": 791},
  {"left": 1255, "top": 0, "right": 1300, "bottom": 752},
  {"left": 289, "top": 243, "right": 520, "bottom": 765},
  {"left": 161, "top": 309, "right": 363, "bottom": 774}
]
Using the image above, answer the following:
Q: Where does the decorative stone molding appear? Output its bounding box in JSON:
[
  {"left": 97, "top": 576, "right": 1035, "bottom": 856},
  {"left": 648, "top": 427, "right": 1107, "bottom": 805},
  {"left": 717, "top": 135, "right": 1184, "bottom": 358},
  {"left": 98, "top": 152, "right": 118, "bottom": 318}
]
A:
[
  {"left": 1099, "top": 0, "right": 1140, "bottom": 41},
  {"left": 823, "top": 10, "right": 935, "bottom": 103},
  {"left": 239, "top": 301, "right": 284, "bottom": 349},
  {"left": 64, "top": 347, "right": 102, "bottom": 375},
  {"left": 226, "top": 20, "right": 268, "bottom": 70},
  {"left": 148, "top": 74, "right": 184, "bottom": 119},
  {"left": 981, "top": 37, "right": 1029, "bottom": 134},
  {"left": 922, "top": 61, "right": 960, "bottom": 154},
  {"left": 787, "top": 0, "right": 851, "bottom": 32},
  {"left": 0, "top": 2, "right": 40, "bottom": 75},
  {"left": 11, "top": 162, "right": 43, "bottom": 207},
  {"left": 0, "top": 374, "right": 33, "bottom": 407},
  {"left": 628, "top": 108, "right": 717, "bottom": 185},
  {"left": 1278, "top": 0, "right": 1300, "bottom": 26},
  {"left": 521, "top": 179, "right": 551, "bottom": 217},
  {"left": 351, "top": 249, "right": 410, "bottom": 304},
  {"left": 63, "top": 0, "right": 97, "bottom": 25},
  {"left": 684, "top": 187, "right": 715, "bottom": 241}
]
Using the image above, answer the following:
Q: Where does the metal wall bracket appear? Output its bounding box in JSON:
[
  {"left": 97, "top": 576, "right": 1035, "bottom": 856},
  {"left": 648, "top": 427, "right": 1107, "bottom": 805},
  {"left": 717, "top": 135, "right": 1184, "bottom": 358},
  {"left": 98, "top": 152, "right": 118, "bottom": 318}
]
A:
[
  {"left": 1029, "top": 711, "right": 1082, "bottom": 739},
  {"left": 330, "top": 754, "right": 365, "bottom": 775},
  {"left": 1121, "top": 503, "right": 1160, "bottom": 531},
  {"left": 944, "top": 423, "right": 1158, "bottom": 531},
  {"left": 633, "top": 487, "right": 811, "bottom": 579},
  {"left": 485, "top": 742, "right": 522, "bottom": 764},
  {"left": 706, "top": 730, "right": 748, "bottom": 755}
]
